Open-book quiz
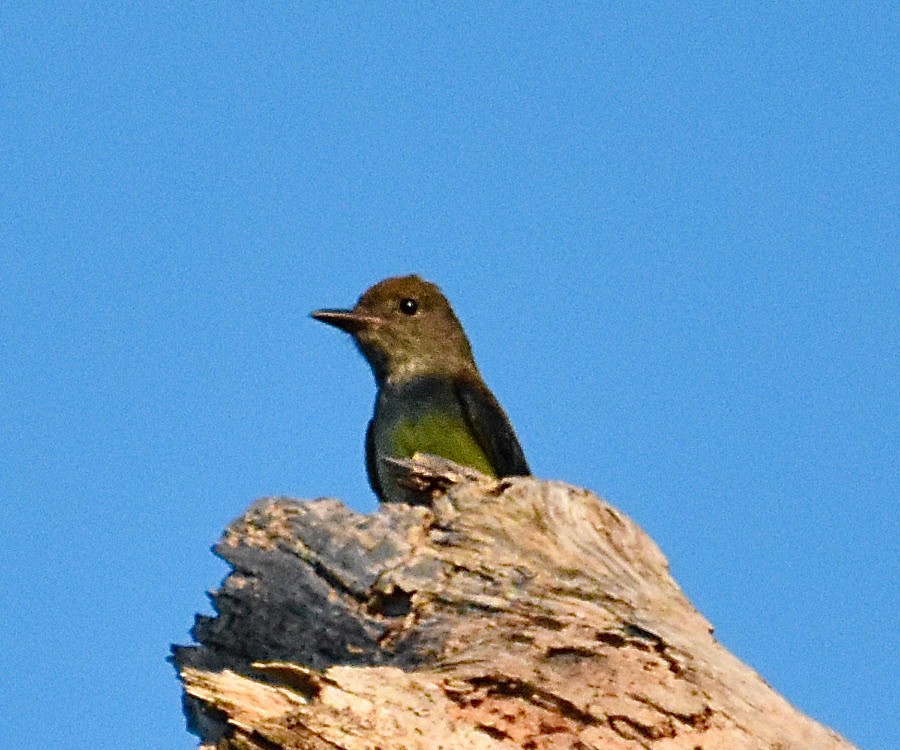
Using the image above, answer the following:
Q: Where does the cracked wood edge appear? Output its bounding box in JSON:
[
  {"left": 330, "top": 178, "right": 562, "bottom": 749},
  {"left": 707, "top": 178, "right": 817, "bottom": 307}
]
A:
[{"left": 174, "top": 456, "right": 855, "bottom": 750}]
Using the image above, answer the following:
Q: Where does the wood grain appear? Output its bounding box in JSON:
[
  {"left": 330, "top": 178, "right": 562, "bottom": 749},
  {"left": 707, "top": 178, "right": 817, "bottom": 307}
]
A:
[{"left": 173, "top": 456, "right": 854, "bottom": 749}]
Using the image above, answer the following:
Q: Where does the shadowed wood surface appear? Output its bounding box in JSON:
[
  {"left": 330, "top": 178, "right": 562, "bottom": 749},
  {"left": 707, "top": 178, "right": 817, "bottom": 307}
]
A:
[{"left": 173, "top": 456, "right": 854, "bottom": 749}]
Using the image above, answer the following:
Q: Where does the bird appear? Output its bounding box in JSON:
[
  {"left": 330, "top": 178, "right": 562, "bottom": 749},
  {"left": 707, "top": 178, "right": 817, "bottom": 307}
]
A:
[{"left": 311, "top": 275, "right": 529, "bottom": 503}]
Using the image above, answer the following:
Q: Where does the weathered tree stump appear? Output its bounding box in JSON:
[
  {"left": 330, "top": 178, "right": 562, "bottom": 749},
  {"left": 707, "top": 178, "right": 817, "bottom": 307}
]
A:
[{"left": 172, "top": 456, "right": 854, "bottom": 749}]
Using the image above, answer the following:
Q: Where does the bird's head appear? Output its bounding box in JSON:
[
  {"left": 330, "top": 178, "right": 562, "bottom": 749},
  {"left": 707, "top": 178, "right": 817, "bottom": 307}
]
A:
[{"left": 312, "top": 275, "right": 477, "bottom": 384}]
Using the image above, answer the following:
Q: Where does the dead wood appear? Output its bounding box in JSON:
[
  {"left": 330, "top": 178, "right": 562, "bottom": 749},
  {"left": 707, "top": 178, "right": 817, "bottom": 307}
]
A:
[{"left": 173, "top": 455, "right": 854, "bottom": 749}]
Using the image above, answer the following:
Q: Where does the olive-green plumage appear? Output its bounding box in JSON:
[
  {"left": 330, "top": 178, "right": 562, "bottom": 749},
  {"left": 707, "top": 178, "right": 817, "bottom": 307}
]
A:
[{"left": 312, "top": 275, "right": 529, "bottom": 503}]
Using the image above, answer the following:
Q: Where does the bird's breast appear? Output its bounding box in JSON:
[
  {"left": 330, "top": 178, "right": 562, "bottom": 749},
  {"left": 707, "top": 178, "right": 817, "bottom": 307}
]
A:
[
  {"left": 372, "top": 377, "right": 496, "bottom": 479},
  {"left": 387, "top": 412, "right": 495, "bottom": 477}
]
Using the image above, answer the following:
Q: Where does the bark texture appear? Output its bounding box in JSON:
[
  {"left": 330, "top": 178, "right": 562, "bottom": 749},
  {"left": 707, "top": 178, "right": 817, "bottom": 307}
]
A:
[{"left": 173, "top": 456, "right": 854, "bottom": 749}]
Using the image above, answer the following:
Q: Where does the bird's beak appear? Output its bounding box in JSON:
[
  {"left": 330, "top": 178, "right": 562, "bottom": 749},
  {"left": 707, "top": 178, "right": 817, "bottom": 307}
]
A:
[{"left": 311, "top": 308, "right": 379, "bottom": 334}]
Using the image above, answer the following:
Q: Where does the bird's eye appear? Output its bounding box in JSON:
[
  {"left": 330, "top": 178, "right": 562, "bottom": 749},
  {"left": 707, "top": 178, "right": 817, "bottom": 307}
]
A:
[{"left": 399, "top": 298, "right": 418, "bottom": 315}]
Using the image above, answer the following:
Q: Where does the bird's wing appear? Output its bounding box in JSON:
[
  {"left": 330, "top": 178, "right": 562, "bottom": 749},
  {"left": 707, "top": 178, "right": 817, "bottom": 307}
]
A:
[
  {"left": 455, "top": 378, "right": 530, "bottom": 478},
  {"left": 365, "top": 417, "right": 385, "bottom": 501}
]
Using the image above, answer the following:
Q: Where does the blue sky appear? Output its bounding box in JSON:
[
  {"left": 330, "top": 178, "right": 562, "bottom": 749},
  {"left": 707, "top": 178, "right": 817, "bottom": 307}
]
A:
[{"left": 2, "top": 4, "right": 896, "bottom": 748}]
